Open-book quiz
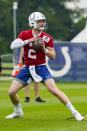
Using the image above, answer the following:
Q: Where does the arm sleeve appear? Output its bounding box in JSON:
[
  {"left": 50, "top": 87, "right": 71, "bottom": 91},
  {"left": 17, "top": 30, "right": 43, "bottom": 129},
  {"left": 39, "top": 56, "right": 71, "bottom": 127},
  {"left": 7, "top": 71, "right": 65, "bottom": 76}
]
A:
[
  {"left": 10, "top": 39, "right": 25, "bottom": 49},
  {"left": 10, "top": 31, "right": 29, "bottom": 49}
]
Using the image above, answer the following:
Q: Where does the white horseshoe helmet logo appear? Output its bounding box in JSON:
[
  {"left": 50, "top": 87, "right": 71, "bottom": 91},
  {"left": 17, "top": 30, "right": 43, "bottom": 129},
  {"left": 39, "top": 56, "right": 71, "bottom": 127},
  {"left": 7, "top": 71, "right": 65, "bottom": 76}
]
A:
[{"left": 47, "top": 47, "right": 71, "bottom": 77}]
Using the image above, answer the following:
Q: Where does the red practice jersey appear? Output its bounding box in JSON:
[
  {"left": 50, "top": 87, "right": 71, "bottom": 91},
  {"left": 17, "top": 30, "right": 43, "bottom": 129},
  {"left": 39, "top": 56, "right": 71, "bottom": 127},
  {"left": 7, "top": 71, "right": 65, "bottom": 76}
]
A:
[{"left": 18, "top": 30, "right": 54, "bottom": 66}]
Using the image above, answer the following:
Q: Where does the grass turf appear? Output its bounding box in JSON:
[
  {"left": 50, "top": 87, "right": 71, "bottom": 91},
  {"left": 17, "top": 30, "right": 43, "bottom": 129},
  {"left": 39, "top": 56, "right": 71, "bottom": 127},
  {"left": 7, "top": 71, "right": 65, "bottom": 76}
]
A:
[{"left": 0, "top": 81, "right": 87, "bottom": 131}]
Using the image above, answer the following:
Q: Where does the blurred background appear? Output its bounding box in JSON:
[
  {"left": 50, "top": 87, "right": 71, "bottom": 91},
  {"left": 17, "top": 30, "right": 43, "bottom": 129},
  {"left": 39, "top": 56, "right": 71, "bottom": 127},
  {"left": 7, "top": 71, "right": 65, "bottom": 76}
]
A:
[{"left": 0, "top": 0, "right": 87, "bottom": 82}]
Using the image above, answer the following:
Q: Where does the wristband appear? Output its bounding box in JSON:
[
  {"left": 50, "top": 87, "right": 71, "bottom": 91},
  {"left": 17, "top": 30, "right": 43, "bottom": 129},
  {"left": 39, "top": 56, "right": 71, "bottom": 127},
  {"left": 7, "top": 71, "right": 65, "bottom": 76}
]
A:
[
  {"left": 24, "top": 40, "right": 29, "bottom": 45},
  {"left": 44, "top": 48, "right": 49, "bottom": 54}
]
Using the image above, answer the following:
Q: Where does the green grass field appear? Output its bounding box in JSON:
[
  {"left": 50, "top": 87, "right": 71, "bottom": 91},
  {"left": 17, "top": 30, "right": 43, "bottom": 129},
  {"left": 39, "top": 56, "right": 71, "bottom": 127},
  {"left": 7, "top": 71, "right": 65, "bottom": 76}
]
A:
[{"left": 0, "top": 81, "right": 87, "bottom": 131}]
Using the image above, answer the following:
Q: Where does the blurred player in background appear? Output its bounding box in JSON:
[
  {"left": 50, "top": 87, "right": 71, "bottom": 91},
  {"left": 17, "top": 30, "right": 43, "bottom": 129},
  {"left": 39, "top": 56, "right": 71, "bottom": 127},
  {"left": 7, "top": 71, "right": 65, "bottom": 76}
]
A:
[
  {"left": 0, "top": 56, "right": 2, "bottom": 76},
  {"left": 6, "top": 12, "right": 84, "bottom": 121},
  {"left": 19, "top": 47, "right": 45, "bottom": 102}
]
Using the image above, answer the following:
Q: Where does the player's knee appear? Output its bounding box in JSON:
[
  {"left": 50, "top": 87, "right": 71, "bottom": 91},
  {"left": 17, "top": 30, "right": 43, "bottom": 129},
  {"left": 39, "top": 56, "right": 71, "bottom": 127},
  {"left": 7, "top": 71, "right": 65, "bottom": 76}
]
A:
[
  {"left": 49, "top": 87, "right": 60, "bottom": 96},
  {"left": 48, "top": 87, "right": 56, "bottom": 94},
  {"left": 8, "top": 89, "right": 15, "bottom": 96}
]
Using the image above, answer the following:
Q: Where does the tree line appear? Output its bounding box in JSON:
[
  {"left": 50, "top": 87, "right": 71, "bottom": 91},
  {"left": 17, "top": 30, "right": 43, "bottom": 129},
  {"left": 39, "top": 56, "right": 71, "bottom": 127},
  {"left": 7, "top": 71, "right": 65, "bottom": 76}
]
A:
[{"left": 0, "top": 0, "right": 86, "bottom": 54}]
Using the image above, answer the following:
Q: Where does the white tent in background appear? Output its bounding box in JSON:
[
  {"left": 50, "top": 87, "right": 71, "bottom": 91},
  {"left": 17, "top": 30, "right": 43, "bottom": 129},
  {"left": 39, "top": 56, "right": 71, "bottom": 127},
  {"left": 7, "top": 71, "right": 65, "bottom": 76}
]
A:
[
  {"left": 71, "top": 23, "right": 87, "bottom": 43},
  {"left": 68, "top": 0, "right": 87, "bottom": 43}
]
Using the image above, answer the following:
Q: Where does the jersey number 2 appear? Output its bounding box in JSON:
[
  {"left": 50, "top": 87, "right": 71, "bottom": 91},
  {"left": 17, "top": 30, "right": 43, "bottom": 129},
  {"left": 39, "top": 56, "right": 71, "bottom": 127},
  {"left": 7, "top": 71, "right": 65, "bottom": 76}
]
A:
[{"left": 28, "top": 49, "right": 36, "bottom": 59}]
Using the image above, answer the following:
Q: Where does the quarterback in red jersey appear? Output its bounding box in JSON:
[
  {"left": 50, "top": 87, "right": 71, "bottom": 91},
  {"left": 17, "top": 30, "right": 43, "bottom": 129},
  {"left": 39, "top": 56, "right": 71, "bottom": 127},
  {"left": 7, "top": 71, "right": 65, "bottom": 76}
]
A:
[{"left": 6, "top": 12, "right": 84, "bottom": 121}]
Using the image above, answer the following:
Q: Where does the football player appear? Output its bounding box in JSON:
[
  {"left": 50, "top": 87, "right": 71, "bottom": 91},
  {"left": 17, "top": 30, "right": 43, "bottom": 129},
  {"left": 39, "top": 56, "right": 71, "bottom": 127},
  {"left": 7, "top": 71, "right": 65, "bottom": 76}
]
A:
[{"left": 6, "top": 12, "right": 84, "bottom": 121}]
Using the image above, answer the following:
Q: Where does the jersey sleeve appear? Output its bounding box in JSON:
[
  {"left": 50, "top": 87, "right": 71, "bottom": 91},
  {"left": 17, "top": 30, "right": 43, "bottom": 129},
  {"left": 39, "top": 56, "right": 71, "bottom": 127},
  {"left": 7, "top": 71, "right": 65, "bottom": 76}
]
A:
[
  {"left": 47, "top": 37, "right": 54, "bottom": 48},
  {"left": 18, "top": 31, "right": 25, "bottom": 40}
]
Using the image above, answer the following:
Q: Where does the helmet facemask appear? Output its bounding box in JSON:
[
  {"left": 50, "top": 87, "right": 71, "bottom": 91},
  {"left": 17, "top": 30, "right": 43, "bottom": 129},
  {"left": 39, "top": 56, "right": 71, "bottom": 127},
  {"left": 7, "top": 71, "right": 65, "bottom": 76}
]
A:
[{"left": 36, "top": 20, "right": 46, "bottom": 31}]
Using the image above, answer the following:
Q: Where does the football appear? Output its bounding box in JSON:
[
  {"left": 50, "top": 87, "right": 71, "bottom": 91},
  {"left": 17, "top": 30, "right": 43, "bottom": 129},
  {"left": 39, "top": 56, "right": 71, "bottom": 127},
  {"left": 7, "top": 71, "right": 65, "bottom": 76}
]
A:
[{"left": 32, "top": 38, "right": 42, "bottom": 52}]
